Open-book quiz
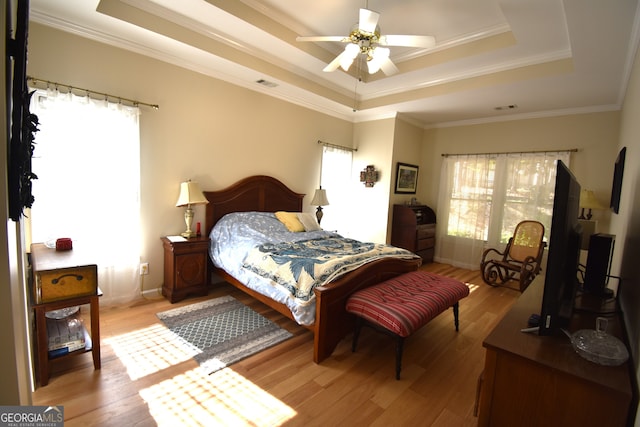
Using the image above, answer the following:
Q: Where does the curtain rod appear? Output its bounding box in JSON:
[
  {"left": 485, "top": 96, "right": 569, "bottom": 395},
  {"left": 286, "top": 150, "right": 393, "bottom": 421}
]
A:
[
  {"left": 317, "top": 139, "right": 357, "bottom": 152},
  {"left": 27, "top": 76, "right": 160, "bottom": 110},
  {"left": 441, "top": 148, "right": 578, "bottom": 157}
]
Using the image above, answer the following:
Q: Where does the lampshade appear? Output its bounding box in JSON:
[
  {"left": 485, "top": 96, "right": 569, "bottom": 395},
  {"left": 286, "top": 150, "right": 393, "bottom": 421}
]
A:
[
  {"left": 176, "top": 181, "right": 209, "bottom": 207},
  {"left": 579, "top": 190, "right": 606, "bottom": 210},
  {"left": 311, "top": 188, "right": 329, "bottom": 206}
]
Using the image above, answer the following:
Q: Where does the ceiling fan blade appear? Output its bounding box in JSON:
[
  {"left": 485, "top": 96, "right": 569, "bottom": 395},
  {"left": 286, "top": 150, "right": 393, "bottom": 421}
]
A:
[
  {"left": 323, "top": 53, "right": 344, "bottom": 72},
  {"left": 379, "top": 56, "right": 399, "bottom": 76},
  {"left": 379, "top": 35, "right": 436, "bottom": 48},
  {"left": 359, "top": 8, "right": 380, "bottom": 34},
  {"left": 296, "top": 36, "right": 349, "bottom": 43}
]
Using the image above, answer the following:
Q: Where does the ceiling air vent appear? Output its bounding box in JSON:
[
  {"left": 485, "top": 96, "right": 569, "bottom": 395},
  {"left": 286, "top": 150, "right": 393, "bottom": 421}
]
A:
[
  {"left": 256, "top": 79, "right": 278, "bottom": 88},
  {"left": 494, "top": 104, "right": 518, "bottom": 111}
]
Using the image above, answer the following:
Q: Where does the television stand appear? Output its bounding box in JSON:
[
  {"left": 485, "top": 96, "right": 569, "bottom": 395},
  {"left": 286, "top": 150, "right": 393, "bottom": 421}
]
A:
[{"left": 477, "top": 276, "right": 633, "bottom": 426}]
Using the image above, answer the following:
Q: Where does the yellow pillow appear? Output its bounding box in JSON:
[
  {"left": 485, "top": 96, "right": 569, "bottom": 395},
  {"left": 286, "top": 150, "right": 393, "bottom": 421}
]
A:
[{"left": 275, "top": 211, "right": 305, "bottom": 232}]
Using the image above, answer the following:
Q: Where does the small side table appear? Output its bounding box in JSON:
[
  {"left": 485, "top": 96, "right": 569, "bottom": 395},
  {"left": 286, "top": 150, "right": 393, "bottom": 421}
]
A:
[
  {"left": 161, "top": 236, "right": 210, "bottom": 303},
  {"left": 30, "top": 243, "right": 101, "bottom": 387}
]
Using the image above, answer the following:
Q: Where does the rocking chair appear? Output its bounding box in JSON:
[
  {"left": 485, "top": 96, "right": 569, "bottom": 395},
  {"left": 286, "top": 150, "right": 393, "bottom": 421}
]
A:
[{"left": 480, "top": 220, "right": 546, "bottom": 292}]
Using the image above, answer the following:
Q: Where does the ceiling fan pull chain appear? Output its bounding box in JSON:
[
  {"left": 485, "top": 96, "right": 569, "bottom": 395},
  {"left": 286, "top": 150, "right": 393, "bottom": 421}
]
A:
[{"left": 353, "top": 61, "right": 362, "bottom": 112}]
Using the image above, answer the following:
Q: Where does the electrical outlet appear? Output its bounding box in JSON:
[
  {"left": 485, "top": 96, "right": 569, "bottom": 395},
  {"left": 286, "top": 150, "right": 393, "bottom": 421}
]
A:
[{"left": 139, "top": 262, "right": 149, "bottom": 275}]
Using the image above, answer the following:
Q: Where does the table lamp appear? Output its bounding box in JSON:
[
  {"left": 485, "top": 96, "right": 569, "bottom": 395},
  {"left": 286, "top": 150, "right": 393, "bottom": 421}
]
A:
[
  {"left": 176, "top": 180, "right": 208, "bottom": 238},
  {"left": 579, "top": 189, "right": 606, "bottom": 220},
  {"left": 311, "top": 187, "right": 329, "bottom": 225}
]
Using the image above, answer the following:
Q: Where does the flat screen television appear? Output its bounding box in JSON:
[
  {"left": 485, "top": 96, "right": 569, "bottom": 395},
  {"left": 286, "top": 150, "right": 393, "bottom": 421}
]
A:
[{"left": 538, "top": 160, "right": 583, "bottom": 336}]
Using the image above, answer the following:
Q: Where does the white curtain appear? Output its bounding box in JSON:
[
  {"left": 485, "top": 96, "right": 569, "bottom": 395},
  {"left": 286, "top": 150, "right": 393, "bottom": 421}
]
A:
[
  {"left": 318, "top": 144, "right": 353, "bottom": 233},
  {"left": 29, "top": 89, "right": 141, "bottom": 306},
  {"left": 435, "top": 151, "right": 570, "bottom": 269}
]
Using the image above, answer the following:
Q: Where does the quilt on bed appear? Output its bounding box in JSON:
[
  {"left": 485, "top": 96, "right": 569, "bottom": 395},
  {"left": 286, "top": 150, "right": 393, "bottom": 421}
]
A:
[
  {"left": 210, "top": 211, "right": 420, "bottom": 325},
  {"left": 243, "top": 237, "right": 418, "bottom": 305}
]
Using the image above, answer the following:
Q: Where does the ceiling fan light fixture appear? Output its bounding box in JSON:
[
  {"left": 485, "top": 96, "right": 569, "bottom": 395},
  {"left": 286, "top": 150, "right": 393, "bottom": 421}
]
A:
[
  {"left": 340, "top": 43, "right": 360, "bottom": 71},
  {"left": 367, "top": 47, "right": 389, "bottom": 74}
]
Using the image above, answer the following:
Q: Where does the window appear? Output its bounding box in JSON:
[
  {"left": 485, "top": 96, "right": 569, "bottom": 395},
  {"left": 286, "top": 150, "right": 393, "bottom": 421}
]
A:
[
  {"left": 317, "top": 144, "right": 353, "bottom": 233},
  {"left": 446, "top": 156, "right": 494, "bottom": 241},
  {"left": 29, "top": 89, "right": 141, "bottom": 305},
  {"left": 435, "top": 151, "right": 570, "bottom": 269}
]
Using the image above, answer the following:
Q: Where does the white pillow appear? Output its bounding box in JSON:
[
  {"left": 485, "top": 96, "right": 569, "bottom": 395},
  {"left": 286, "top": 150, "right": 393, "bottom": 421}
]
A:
[{"left": 297, "top": 212, "right": 321, "bottom": 231}]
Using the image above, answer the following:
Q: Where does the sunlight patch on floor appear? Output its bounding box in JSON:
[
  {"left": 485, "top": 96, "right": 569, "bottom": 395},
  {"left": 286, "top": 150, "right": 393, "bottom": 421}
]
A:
[
  {"left": 139, "top": 367, "right": 297, "bottom": 426},
  {"left": 105, "top": 323, "right": 200, "bottom": 380},
  {"left": 467, "top": 283, "right": 480, "bottom": 293}
]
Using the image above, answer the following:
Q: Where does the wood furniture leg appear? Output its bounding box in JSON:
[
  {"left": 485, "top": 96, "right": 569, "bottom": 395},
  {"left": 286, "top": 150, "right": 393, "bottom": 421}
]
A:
[
  {"left": 34, "top": 305, "right": 49, "bottom": 386},
  {"left": 90, "top": 295, "right": 101, "bottom": 369}
]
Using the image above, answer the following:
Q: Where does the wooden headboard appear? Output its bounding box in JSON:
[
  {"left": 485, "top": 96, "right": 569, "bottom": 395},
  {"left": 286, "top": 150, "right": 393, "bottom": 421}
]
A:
[{"left": 204, "top": 175, "right": 305, "bottom": 237}]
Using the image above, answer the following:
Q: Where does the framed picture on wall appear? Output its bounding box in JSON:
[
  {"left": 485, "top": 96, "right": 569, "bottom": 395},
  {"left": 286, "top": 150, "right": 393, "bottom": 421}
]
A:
[{"left": 395, "top": 162, "right": 419, "bottom": 194}]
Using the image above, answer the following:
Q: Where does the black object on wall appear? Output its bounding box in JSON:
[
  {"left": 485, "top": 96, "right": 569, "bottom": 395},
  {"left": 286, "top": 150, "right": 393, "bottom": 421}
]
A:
[
  {"left": 584, "top": 233, "right": 616, "bottom": 297},
  {"left": 6, "top": 0, "right": 38, "bottom": 222},
  {"left": 610, "top": 147, "right": 625, "bottom": 214}
]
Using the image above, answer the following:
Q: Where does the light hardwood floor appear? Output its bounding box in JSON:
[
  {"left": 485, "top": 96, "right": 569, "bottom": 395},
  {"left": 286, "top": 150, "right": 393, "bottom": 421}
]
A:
[{"left": 32, "top": 263, "right": 519, "bottom": 426}]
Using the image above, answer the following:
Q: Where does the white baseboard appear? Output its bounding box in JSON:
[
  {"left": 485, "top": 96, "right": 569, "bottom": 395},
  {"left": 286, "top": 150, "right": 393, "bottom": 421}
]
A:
[{"left": 141, "top": 287, "right": 163, "bottom": 299}]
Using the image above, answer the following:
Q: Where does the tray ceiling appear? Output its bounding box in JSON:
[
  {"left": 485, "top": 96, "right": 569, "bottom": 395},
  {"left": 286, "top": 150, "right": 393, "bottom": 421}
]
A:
[{"left": 30, "top": 0, "right": 640, "bottom": 127}]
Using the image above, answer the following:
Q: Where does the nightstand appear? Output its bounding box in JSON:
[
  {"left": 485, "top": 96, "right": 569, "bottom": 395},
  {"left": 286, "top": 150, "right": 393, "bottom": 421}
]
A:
[
  {"left": 30, "top": 243, "right": 102, "bottom": 387},
  {"left": 161, "top": 236, "right": 210, "bottom": 303}
]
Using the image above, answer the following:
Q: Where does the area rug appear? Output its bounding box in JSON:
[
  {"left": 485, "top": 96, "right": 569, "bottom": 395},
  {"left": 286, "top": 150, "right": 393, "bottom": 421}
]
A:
[{"left": 156, "top": 295, "right": 293, "bottom": 374}]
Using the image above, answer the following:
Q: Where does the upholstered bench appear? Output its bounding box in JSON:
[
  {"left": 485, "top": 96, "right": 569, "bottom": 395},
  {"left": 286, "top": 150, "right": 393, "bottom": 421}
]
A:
[{"left": 346, "top": 270, "right": 470, "bottom": 379}]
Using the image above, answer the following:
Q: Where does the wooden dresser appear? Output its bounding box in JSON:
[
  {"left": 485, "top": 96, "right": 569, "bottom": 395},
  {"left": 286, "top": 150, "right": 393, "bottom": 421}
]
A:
[
  {"left": 391, "top": 204, "right": 436, "bottom": 263},
  {"left": 477, "top": 277, "right": 634, "bottom": 426}
]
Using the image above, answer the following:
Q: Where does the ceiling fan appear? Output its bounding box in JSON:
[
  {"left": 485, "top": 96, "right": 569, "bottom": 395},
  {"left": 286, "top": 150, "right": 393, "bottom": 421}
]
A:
[{"left": 296, "top": 7, "right": 435, "bottom": 76}]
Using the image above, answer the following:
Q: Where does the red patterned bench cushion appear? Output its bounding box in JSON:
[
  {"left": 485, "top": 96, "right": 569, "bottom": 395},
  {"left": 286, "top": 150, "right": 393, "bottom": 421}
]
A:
[{"left": 345, "top": 271, "right": 470, "bottom": 337}]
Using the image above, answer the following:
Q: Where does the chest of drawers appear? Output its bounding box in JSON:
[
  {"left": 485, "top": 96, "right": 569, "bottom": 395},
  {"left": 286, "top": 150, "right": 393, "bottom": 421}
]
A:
[{"left": 391, "top": 204, "right": 436, "bottom": 263}]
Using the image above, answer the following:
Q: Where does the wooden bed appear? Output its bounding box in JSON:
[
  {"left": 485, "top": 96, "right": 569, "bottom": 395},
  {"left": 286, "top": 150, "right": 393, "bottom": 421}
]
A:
[{"left": 204, "top": 175, "right": 421, "bottom": 363}]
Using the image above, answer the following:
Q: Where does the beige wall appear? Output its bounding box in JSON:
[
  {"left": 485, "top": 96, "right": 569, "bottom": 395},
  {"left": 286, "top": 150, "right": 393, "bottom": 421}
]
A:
[
  {"left": 27, "top": 23, "right": 355, "bottom": 293},
  {"left": 351, "top": 118, "right": 395, "bottom": 243},
  {"left": 420, "top": 112, "right": 621, "bottom": 233},
  {"left": 386, "top": 117, "right": 425, "bottom": 240},
  {"left": 391, "top": 117, "right": 425, "bottom": 205}
]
